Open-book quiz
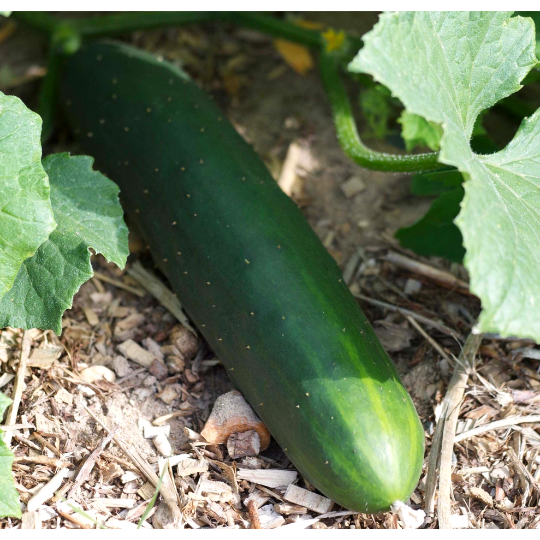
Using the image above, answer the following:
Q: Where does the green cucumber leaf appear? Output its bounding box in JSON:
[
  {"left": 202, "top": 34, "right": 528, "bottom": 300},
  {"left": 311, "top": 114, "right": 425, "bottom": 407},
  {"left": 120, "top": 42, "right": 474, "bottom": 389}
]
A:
[
  {"left": 350, "top": 12, "right": 540, "bottom": 340},
  {"left": 0, "top": 154, "right": 129, "bottom": 334},
  {"left": 0, "top": 392, "right": 20, "bottom": 518},
  {"left": 0, "top": 92, "right": 56, "bottom": 301},
  {"left": 359, "top": 85, "right": 393, "bottom": 138},
  {"left": 396, "top": 188, "right": 465, "bottom": 263},
  {"left": 398, "top": 111, "right": 442, "bottom": 151},
  {"left": 410, "top": 169, "right": 463, "bottom": 197}
]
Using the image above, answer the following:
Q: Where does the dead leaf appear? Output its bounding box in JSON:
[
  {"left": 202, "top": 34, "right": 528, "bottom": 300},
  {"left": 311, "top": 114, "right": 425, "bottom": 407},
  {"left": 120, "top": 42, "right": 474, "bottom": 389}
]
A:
[
  {"left": 373, "top": 321, "right": 414, "bottom": 352},
  {"left": 273, "top": 40, "right": 314, "bottom": 76},
  {"left": 464, "top": 405, "right": 499, "bottom": 420}
]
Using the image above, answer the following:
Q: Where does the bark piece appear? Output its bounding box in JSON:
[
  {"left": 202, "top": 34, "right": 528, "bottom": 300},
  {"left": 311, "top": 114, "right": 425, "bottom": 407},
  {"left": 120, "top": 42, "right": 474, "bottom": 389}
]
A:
[
  {"left": 143, "top": 337, "right": 164, "bottom": 360},
  {"left": 149, "top": 358, "right": 168, "bottom": 380},
  {"left": 109, "top": 355, "right": 132, "bottom": 377},
  {"left": 227, "top": 429, "right": 261, "bottom": 459},
  {"left": 284, "top": 484, "right": 334, "bottom": 514},
  {"left": 118, "top": 339, "right": 156, "bottom": 367},
  {"left": 165, "top": 355, "right": 185, "bottom": 374},
  {"left": 156, "top": 386, "right": 179, "bottom": 405},
  {"left": 201, "top": 390, "right": 270, "bottom": 450}
]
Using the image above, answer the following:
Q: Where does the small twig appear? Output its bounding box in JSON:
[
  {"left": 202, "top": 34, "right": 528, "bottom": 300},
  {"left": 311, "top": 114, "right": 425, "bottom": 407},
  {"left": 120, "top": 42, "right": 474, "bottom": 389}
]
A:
[
  {"left": 127, "top": 261, "right": 195, "bottom": 334},
  {"left": 247, "top": 500, "right": 261, "bottom": 529},
  {"left": 93, "top": 270, "right": 146, "bottom": 297},
  {"left": 406, "top": 316, "right": 454, "bottom": 365},
  {"left": 353, "top": 293, "right": 461, "bottom": 339},
  {"left": 3, "top": 423, "right": 35, "bottom": 431},
  {"left": 33, "top": 431, "right": 63, "bottom": 458},
  {"left": 3, "top": 331, "right": 32, "bottom": 446},
  {"left": 424, "top": 333, "right": 482, "bottom": 525},
  {"left": 454, "top": 415, "right": 540, "bottom": 443},
  {"left": 13, "top": 433, "right": 41, "bottom": 451},
  {"left": 68, "top": 429, "right": 116, "bottom": 498},
  {"left": 152, "top": 410, "right": 194, "bottom": 426},
  {"left": 386, "top": 251, "right": 470, "bottom": 295},
  {"left": 507, "top": 448, "right": 540, "bottom": 496},
  {"left": 100, "top": 450, "right": 139, "bottom": 471},
  {"left": 14, "top": 455, "right": 72, "bottom": 468}
]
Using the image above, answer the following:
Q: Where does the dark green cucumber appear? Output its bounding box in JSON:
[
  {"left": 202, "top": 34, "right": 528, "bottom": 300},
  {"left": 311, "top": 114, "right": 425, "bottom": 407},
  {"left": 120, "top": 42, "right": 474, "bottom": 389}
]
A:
[{"left": 60, "top": 41, "right": 424, "bottom": 513}]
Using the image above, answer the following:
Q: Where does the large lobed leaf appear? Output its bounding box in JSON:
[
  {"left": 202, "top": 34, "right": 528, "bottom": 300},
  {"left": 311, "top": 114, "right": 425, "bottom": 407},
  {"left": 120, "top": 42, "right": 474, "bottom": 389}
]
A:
[
  {"left": 0, "top": 92, "right": 56, "bottom": 300},
  {"left": 0, "top": 392, "right": 20, "bottom": 518},
  {"left": 0, "top": 154, "right": 129, "bottom": 334},
  {"left": 350, "top": 12, "right": 540, "bottom": 340}
]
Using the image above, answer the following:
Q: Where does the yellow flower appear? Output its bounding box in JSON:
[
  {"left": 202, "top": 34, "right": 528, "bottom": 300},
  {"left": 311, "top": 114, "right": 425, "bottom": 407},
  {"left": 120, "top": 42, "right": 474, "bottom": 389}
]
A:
[{"left": 323, "top": 29, "right": 346, "bottom": 53}]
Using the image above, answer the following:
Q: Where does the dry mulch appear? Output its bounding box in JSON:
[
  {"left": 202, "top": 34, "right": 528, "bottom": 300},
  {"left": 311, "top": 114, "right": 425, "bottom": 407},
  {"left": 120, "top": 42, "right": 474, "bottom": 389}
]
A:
[{"left": 1, "top": 245, "right": 540, "bottom": 529}]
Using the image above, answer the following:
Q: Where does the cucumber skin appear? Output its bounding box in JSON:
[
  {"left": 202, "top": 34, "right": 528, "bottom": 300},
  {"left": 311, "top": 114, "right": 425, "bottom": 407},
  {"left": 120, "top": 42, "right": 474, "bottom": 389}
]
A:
[{"left": 60, "top": 41, "right": 424, "bottom": 513}]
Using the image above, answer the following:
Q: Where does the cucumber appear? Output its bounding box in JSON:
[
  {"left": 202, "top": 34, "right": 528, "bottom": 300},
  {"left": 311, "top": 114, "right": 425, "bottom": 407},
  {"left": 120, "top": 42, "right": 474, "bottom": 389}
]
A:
[{"left": 60, "top": 41, "right": 424, "bottom": 513}]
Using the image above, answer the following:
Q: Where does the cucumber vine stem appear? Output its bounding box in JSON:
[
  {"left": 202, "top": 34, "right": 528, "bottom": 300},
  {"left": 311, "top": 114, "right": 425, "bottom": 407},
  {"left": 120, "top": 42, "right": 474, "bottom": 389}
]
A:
[
  {"left": 13, "top": 10, "right": 443, "bottom": 173},
  {"left": 319, "top": 50, "right": 443, "bottom": 173}
]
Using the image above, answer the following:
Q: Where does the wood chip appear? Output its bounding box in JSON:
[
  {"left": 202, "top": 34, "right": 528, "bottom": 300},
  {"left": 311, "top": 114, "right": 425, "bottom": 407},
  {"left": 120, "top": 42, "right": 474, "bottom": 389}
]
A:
[
  {"left": 244, "top": 490, "right": 270, "bottom": 510},
  {"left": 21, "top": 511, "right": 42, "bottom": 529},
  {"left": 177, "top": 458, "right": 209, "bottom": 477},
  {"left": 236, "top": 468, "right": 297, "bottom": 488},
  {"left": 27, "top": 468, "right": 70, "bottom": 511},
  {"left": 105, "top": 518, "right": 139, "bottom": 529},
  {"left": 156, "top": 385, "right": 179, "bottom": 405},
  {"left": 153, "top": 433, "right": 172, "bottom": 457},
  {"left": 468, "top": 486, "right": 493, "bottom": 507},
  {"left": 82, "top": 306, "right": 100, "bottom": 326},
  {"left": 200, "top": 478, "right": 233, "bottom": 496},
  {"left": 118, "top": 339, "right": 156, "bottom": 367},
  {"left": 137, "top": 482, "right": 156, "bottom": 500},
  {"left": 340, "top": 175, "right": 365, "bottom": 198},
  {"left": 284, "top": 484, "right": 334, "bottom": 514},
  {"left": 144, "top": 424, "right": 170, "bottom": 439},
  {"left": 257, "top": 503, "right": 286, "bottom": 529},
  {"left": 94, "top": 498, "right": 137, "bottom": 509},
  {"left": 115, "top": 313, "right": 145, "bottom": 334},
  {"left": 274, "top": 502, "right": 308, "bottom": 515}
]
